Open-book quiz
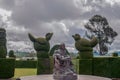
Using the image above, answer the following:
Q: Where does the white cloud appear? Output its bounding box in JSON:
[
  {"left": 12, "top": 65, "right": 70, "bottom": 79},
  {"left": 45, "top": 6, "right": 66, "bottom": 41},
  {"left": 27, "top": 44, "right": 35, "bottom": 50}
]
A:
[
  {"left": 7, "top": 41, "right": 34, "bottom": 52},
  {"left": 105, "top": 0, "right": 120, "bottom": 6}
]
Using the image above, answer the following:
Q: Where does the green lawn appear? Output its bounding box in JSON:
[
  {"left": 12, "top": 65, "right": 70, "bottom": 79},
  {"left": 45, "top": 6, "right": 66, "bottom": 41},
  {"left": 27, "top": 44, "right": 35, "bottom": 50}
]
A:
[{"left": 14, "top": 68, "right": 37, "bottom": 78}]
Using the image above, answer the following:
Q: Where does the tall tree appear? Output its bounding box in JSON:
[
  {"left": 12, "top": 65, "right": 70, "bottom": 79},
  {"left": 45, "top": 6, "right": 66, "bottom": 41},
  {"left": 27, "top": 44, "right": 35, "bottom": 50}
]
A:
[{"left": 84, "top": 15, "right": 118, "bottom": 55}]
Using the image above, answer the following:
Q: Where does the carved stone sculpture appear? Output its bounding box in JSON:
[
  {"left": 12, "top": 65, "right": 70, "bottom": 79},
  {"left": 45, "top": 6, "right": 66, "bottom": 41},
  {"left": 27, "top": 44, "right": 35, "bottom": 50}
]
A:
[
  {"left": 72, "top": 34, "right": 98, "bottom": 59},
  {"left": 28, "top": 33, "right": 53, "bottom": 58},
  {"left": 0, "top": 28, "right": 7, "bottom": 58},
  {"left": 53, "top": 43, "right": 77, "bottom": 80}
]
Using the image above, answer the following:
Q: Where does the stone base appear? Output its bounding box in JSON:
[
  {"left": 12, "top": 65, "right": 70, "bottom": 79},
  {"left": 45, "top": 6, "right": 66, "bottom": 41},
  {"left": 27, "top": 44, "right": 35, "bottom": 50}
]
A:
[{"left": 20, "top": 74, "right": 112, "bottom": 80}]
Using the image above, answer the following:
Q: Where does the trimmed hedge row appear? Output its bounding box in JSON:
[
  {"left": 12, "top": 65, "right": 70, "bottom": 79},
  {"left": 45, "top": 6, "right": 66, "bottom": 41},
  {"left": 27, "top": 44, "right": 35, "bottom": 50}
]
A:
[
  {"left": 78, "top": 57, "right": 120, "bottom": 78},
  {"left": 15, "top": 60, "right": 37, "bottom": 68},
  {"left": 0, "top": 58, "right": 15, "bottom": 79},
  {"left": 79, "top": 59, "right": 92, "bottom": 75}
]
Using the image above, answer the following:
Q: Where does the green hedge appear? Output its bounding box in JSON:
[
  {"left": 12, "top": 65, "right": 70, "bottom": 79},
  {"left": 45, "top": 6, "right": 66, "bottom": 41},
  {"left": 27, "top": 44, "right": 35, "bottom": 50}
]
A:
[
  {"left": 15, "top": 60, "right": 37, "bottom": 68},
  {"left": 110, "top": 58, "right": 120, "bottom": 78},
  {"left": 79, "top": 59, "right": 93, "bottom": 75},
  {"left": 37, "top": 58, "right": 50, "bottom": 74},
  {"left": 0, "top": 58, "right": 15, "bottom": 79},
  {"left": 78, "top": 57, "right": 120, "bottom": 78},
  {"left": 93, "top": 58, "right": 111, "bottom": 77}
]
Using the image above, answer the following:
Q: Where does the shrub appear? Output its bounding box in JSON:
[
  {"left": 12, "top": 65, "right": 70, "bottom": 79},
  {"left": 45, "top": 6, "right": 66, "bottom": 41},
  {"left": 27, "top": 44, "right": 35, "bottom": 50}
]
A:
[
  {"left": 93, "top": 58, "right": 111, "bottom": 77},
  {"left": 79, "top": 59, "right": 93, "bottom": 75},
  {"left": 15, "top": 60, "right": 37, "bottom": 68},
  {"left": 0, "top": 58, "right": 15, "bottom": 79},
  {"left": 109, "top": 58, "right": 120, "bottom": 78},
  {"left": 0, "top": 28, "right": 7, "bottom": 58},
  {"left": 9, "top": 50, "right": 16, "bottom": 58},
  {"left": 37, "top": 58, "right": 50, "bottom": 74},
  {"left": 112, "top": 52, "right": 118, "bottom": 57},
  {"left": 49, "top": 44, "right": 69, "bottom": 56},
  {"left": 28, "top": 33, "right": 53, "bottom": 58}
]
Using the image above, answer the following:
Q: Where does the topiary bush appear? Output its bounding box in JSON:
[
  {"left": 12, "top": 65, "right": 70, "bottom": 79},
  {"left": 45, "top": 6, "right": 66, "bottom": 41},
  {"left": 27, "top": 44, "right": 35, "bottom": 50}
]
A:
[
  {"left": 112, "top": 52, "right": 118, "bottom": 57},
  {"left": 0, "top": 58, "right": 15, "bottom": 79},
  {"left": 93, "top": 58, "right": 111, "bottom": 77},
  {"left": 79, "top": 59, "right": 93, "bottom": 75},
  {"left": 28, "top": 33, "right": 53, "bottom": 58},
  {"left": 109, "top": 58, "right": 120, "bottom": 78},
  {"left": 15, "top": 60, "right": 37, "bottom": 68},
  {"left": 0, "top": 28, "right": 15, "bottom": 79},
  {"left": 72, "top": 34, "right": 98, "bottom": 59},
  {"left": 49, "top": 44, "right": 69, "bottom": 56},
  {"left": 9, "top": 50, "right": 16, "bottom": 58},
  {"left": 37, "top": 58, "right": 50, "bottom": 74},
  {"left": 0, "top": 28, "right": 7, "bottom": 58}
]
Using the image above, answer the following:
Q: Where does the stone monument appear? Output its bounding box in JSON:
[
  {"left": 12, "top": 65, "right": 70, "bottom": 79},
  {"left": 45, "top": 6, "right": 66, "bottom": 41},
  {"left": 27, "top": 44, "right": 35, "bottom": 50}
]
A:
[{"left": 53, "top": 43, "right": 77, "bottom": 80}]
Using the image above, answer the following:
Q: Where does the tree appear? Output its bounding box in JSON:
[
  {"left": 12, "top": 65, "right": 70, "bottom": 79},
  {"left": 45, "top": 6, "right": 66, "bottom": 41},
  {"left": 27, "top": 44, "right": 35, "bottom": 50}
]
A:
[{"left": 84, "top": 15, "right": 118, "bottom": 55}]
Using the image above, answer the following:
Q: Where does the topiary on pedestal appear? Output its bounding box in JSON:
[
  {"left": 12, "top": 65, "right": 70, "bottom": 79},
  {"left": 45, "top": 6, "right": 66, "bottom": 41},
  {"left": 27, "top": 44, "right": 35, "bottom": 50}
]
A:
[
  {"left": 0, "top": 28, "right": 15, "bottom": 79},
  {"left": 0, "top": 28, "right": 7, "bottom": 58},
  {"left": 72, "top": 34, "right": 98, "bottom": 59},
  {"left": 28, "top": 32, "right": 53, "bottom": 74}
]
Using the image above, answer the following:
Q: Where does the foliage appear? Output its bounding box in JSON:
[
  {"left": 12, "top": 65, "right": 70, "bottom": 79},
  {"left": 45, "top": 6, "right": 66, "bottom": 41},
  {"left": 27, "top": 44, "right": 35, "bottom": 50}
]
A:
[
  {"left": 15, "top": 60, "right": 37, "bottom": 68},
  {"left": 93, "top": 58, "right": 111, "bottom": 77},
  {"left": 37, "top": 58, "right": 50, "bottom": 74},
  {"left": 49, "top": 44, "right": 69, "bottom": 56},
  {"left": 110, "top": 58, "right": 120, "bottom": 78},
  {"left": 0, "top": 58, "right": 15, "bottom": 79},
  {"left": 0, "top": 28, "right": 7, "bottom": 58},
  {"left": 72, "top": 34, "right": 98, "bottom": 59},
  {"left": 28, "top": 33, "right": 53, "bottom": 58},
  {"left": 79, "top": 59, "right": 93, "bottom": 75},
  {"left": 78, "top": 57, "right": 120, "bottom": 78},
  {"left": 9, "top": 50, "right": 16, "bottom": 58},
  {"left": 84, "top": 15, "right": 118, "bottom": 55},
  {"left": 112, "top": 52, "right": 118, "bottom": 57}
]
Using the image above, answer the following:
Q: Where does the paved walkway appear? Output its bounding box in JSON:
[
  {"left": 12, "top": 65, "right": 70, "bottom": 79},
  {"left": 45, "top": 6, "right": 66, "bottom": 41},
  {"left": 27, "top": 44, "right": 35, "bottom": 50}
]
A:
[{"left": 20, "top": 75, "right": 112, "bottom": 80}]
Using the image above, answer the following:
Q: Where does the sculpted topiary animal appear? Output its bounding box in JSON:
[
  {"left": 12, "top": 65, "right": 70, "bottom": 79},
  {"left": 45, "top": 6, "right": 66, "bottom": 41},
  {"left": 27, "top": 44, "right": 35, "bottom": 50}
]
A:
[
  {"left": 28, "top": 33, "right": 53, "bottom": 58},
  {"left": 72, "top": 34, "right": 98, "bottom": 59},
  {"left": 0, "top": 28, "right": 7, "bottom": 58}
]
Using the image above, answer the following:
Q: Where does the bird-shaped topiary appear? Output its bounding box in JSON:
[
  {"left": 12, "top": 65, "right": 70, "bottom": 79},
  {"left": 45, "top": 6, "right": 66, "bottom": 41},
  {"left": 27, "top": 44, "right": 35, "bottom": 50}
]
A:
[
  {"left": 72, "top": 34, "right": 98, "bottom": 59},
  {"left": 28, "top": 33, "right": 53, "bottom": 58}
]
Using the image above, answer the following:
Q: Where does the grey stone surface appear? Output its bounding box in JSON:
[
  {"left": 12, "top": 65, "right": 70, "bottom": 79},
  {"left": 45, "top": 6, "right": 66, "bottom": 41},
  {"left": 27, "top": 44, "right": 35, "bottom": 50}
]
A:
[{"left": 20, "top": 75, "right": 112, "bottom": 80}]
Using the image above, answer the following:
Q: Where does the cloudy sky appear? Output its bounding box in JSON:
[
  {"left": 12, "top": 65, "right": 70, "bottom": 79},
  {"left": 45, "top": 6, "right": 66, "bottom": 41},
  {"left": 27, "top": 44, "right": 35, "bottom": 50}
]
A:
[{"left": 0, "top": 0, "right": 120, "bottom": 53}]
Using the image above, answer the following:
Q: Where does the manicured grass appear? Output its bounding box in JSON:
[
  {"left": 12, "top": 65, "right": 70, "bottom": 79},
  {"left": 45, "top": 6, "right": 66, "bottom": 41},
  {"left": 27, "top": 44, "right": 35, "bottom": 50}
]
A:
[{"left": 14, "top": 68, "right": 37, "bottom": 78}]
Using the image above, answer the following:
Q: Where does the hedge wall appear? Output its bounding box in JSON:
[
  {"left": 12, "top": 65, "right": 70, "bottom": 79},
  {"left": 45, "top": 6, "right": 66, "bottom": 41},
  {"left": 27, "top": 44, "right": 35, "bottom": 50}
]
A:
[
  {"left": 78, "top": 57, "right": 120, "bottom": 78},
  {"left": 0, "top": 58, "right": 15, "bottom": 79},
  {"left": 109, "top": 58, "right": 120, "bottom": 78},
  {"left": 79, "top": 59, "right": 93, "bottom": 75},
  {"left": 93, "top": 58, "right": 111, "bottom": 77},
  {"left": 15, "top": 60, "right": 37, "bottom": 68}
]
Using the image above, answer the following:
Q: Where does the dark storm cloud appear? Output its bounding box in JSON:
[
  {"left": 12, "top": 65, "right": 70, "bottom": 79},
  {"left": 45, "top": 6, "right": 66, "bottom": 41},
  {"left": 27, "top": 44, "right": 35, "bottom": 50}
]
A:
[
  {"left": 11, "top": 0, "right": 81, "bottom": 27},
  {"left": 0, "top": 0, "right": 15, "bottom": 10}
]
